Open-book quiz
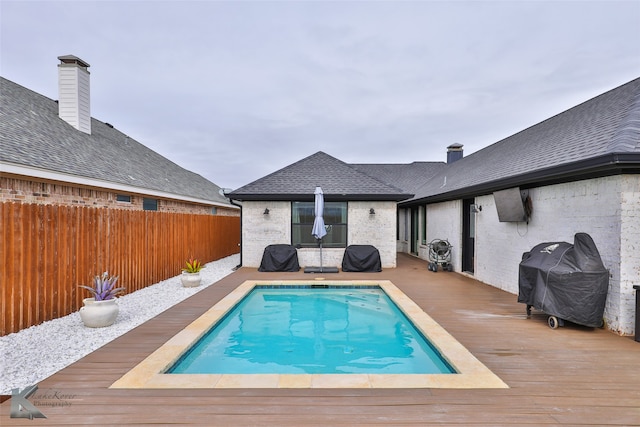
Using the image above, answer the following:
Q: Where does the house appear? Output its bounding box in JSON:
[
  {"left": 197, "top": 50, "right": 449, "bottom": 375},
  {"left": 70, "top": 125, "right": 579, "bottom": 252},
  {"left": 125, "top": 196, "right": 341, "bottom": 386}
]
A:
[
  {"left": 0, "top": 56, "right": 241, "bottom": 335},
  {"left": 398, "top": 77, "right": 640, "bottom": 336},
  {"left": 227, "top": 151, "right": 414, "bottom": 269},
  {"left": 0, "top": 55, "right": 238, "bottom": 215},
  {"left": 229, "top": 77, "right": 640, "bottom": 336}
]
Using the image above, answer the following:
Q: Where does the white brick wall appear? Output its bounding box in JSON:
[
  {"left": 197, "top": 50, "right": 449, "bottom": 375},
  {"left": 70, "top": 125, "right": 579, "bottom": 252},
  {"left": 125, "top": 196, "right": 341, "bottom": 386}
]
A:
[
  {"left": 348, "top": 201, "right": 397, "bottom": 268},
  {"left": 402, "top": 175, "right": 640, "bottom": 335},
  {"left": 421, "top": 200, "right": 462, "bottom": 272},
  {"left": 619, "top": 175, "right": 640, "bottom": 334},
  {"left": 242, "top": 201, "right": 398, "bottom": 269},
  {"left": 242, "top": 201, "right": 292, "bottom": 267},
  {"left": 473, "top": 177, "right": 632, "bottom": 333}
]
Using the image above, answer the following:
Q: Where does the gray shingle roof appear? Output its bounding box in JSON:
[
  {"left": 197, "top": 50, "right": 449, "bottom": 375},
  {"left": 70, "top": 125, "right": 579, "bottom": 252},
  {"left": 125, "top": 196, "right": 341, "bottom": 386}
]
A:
[
  {"left": 228, "top": 151, "right": 414, "bottom": 201},
  {"left": 0, "top": 77, "right": 231, "bottom": 206},
  {"left": 229, "top": 78, "right": 640, "bottom": 205},
  {"left": 403, "top": 77, "right": 640, "bottom": 205},
  {"left": 351, "top": 162, "right": 447, "bottom": 194}
]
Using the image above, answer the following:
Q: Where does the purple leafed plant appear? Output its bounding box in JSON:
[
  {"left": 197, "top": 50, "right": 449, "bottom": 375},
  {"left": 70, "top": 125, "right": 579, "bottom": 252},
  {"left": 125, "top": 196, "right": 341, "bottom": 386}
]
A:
[{"left": 79, "top": 272, "right": 126, "bottom": 301}]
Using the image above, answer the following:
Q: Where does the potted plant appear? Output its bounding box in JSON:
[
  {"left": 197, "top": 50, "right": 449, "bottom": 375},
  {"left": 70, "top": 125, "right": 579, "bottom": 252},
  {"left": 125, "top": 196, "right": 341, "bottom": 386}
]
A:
[
  {"left": 181, "top": 258, "right": 204, "bottom": 287},
  {"left": 78, "top": 272, "right": 125, "bottom": 328}
]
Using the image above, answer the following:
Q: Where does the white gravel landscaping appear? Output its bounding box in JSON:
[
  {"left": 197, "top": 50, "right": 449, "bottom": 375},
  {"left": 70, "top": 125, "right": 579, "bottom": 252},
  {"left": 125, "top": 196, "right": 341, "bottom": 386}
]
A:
[{"left": 0, "top": 254, "right": 240, "bottom": 395}]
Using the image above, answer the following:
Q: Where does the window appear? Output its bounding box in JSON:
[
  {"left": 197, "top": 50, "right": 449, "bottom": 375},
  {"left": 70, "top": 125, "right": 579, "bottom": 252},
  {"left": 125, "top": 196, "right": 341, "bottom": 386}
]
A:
[
  {"left": 211, "top": 207, "right": 218, "bottom": 215},
  {"left": 116, "top": 194, "right": 131, "bottom": 203},
  {"left": 291, "top": 201, "right": 347, "bottom": 248},
  {"left": 143, "top": 198, "right": 158, "bottom": 211}
]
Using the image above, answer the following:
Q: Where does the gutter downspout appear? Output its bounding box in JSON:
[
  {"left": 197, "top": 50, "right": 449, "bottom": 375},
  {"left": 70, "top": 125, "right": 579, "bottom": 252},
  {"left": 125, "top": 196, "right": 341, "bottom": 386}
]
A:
[{"left": 226, "top": 195, "right": 243, "bottom": 269}]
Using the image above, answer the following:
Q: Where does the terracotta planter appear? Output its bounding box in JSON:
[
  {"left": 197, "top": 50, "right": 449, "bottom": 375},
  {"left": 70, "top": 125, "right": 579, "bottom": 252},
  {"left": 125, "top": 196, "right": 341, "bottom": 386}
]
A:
[
  {"left": 79, "top": 297, "right": 119, "bottom": 328},
  {"left": 181, "top": 272, "right": 202, "bottom": 287}
]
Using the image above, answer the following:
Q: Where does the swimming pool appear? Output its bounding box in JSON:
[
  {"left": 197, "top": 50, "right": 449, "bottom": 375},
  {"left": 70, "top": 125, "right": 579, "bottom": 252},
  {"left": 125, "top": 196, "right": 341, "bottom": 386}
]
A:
[
  {"left": 168, "top": 285, "right": 455, "bottom": 375},
  {"left": 111, "top": 280, "right": 508, "bottom": 389}
]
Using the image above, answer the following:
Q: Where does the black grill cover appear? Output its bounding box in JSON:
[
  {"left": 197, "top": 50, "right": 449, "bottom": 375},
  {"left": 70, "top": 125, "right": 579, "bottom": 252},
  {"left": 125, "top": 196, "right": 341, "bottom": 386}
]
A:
[
  {"left": 342, "top": 245, "right": 382, "bottom": 272},
  {"left": 518, "top": 233, "right": 608, "bottom": 327},
  {"left": 258, "top": 244, "right": 300, "bottom": 272}
]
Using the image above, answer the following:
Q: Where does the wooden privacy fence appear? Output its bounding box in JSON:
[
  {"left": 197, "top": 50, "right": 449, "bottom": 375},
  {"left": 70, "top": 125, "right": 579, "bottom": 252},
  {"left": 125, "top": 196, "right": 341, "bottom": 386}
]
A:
[{"left": 1, "top": 202, "right": 240, "bottom": 335}]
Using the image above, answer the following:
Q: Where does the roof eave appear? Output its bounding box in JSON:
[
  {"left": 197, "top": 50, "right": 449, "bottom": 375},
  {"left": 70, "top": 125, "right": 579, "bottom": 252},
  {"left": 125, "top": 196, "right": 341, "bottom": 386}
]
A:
[
  {"left": 228, "top": 193, "right": 414, "bottom": 202},
  {"left": 399, "top": 153, "right": 640, "bottom": 207},
  {"left": 1, "top": 162, "right": 239, "bottom": 209}
]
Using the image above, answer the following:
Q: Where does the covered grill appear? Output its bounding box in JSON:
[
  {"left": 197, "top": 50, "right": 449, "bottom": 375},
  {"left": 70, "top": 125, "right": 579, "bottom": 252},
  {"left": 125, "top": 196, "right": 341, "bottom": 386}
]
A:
[
  {"left": 341, "top": 245, "right": 382, "bottom": 272},
  {"left": 258, "top": 244, "right": 300, "bottom": 272},
  {"left": 518, "top": 233, "right": 608, "bottom": 329}
]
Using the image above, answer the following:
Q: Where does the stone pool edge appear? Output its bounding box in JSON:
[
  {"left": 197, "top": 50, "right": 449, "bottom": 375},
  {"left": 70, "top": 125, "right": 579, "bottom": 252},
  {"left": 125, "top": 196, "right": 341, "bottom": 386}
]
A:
[{"left": 110, "top": 280, "right": 508, "bottom": 389}]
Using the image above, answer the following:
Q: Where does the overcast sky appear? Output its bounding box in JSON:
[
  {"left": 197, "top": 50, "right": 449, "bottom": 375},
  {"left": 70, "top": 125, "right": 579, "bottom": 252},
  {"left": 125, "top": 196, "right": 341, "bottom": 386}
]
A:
[{"left": 2, "top": 1, "right": 639, "bottom": 190}]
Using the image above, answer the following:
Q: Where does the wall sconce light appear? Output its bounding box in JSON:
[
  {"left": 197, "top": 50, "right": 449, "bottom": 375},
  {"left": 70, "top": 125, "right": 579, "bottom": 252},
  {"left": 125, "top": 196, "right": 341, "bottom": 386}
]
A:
[
  {"left": 263, "top": 208, "right": 270, "bottom": 215},
  {"left": 471, "top": 204, "right": 482, "bottom": 213},
  {"left": 369, "top": 208, "right": 376, "bottom": 215}
]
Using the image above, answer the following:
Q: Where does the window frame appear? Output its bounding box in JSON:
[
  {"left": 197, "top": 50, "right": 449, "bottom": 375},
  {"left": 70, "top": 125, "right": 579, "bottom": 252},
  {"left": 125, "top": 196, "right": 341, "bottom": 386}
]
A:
[
  {"left": 291, "top": 201, "right": 348, "bottom": 248},
  {"left": 142, "top": 198, "right": 158, "bottom": 211}
]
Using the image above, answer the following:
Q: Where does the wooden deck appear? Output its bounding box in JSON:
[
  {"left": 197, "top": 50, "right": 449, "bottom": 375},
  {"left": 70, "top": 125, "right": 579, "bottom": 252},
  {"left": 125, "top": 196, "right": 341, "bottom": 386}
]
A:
[{"left": 2, "top": 253, "right": 639, "bottom": 426}]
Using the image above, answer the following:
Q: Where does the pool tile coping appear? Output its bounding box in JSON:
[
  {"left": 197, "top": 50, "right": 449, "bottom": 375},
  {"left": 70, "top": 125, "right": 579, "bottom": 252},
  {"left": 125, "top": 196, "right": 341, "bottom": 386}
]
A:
[{"left": 110, "top": 280, "right": 508, "bottom": 389}]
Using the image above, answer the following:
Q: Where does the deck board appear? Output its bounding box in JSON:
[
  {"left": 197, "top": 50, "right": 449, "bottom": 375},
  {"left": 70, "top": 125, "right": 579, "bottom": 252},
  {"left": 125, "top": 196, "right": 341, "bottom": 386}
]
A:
[{"left": 3, "top": 253, "right": 639, "bottom": 426}]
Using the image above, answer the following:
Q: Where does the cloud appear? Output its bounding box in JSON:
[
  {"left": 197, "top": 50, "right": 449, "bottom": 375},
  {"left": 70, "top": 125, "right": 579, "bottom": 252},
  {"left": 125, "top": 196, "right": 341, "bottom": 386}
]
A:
[{"left": 2, "top": 0, "right": 639, "bottom": 189}]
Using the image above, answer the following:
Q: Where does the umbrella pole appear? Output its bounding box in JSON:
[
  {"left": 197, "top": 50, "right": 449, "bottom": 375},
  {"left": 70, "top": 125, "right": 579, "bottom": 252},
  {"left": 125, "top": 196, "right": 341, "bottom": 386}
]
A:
[{"left": 319, "top": 239, "right": 323, "bottom": 272}]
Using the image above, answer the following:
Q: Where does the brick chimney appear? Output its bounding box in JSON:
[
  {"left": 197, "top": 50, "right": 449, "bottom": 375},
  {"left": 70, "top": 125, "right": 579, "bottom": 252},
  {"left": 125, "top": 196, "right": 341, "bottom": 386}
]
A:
[
  {"left": 58, "top": 55, "right": 91, "bottom": 134},
  {"left": 447, "top": 143, "right": 463, "bottom": 164}
]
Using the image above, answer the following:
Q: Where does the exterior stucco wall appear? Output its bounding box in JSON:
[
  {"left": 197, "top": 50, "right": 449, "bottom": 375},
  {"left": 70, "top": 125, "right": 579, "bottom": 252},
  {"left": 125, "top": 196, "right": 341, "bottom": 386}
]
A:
[
  {"left": 402, "top": 175, "right": 639, "bottom": 335},
  {"left": 242, "top": 200, "right": 398, "bottom": 269}
]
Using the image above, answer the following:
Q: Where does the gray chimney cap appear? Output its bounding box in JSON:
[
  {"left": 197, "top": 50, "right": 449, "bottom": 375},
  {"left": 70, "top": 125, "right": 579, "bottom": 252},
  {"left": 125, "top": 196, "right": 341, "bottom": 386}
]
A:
[{"left": 58, "top": 55, "right": 90, "bottom": 68}]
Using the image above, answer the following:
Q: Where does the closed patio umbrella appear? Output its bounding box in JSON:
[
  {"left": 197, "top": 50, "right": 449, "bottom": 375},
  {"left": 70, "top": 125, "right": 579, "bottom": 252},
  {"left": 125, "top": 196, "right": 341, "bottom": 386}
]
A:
[
  {"left": 312, "top": 186, "right": 327, "bottom": 241},
  {"left": 305, "top": 186, "right": 338, "bottom": 273}
]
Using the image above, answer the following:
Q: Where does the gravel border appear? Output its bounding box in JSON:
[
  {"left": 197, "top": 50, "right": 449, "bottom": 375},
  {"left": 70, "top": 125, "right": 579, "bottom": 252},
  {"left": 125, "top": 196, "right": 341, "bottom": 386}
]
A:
[{"left": 0, "top": 254, "right": 240, "bottom": 395}]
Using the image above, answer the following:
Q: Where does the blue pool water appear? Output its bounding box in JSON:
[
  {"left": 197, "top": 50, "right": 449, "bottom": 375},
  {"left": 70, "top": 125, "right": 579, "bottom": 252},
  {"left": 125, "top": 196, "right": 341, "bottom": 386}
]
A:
[{"left": 168, "top": 286, "right": 455, "bottom": 375}]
